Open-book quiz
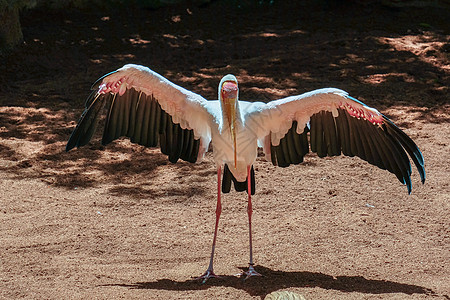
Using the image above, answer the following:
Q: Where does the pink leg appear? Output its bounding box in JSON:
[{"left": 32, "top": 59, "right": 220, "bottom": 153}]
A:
[
  {"left": 244, "top": 165, "right": 262, "bottom": 278},
  {"left": 196, "top": 166, "right": 222, "bottom": 283}
]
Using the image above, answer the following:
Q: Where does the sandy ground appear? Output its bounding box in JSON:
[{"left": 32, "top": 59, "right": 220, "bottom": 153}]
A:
[{"left": 0, "top": 1, "right": 449, "bottom": 299}]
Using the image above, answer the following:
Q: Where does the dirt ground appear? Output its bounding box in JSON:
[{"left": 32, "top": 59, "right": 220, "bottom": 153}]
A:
[{"left": 0, "top": 1, "right": 449, "bottom": 299}]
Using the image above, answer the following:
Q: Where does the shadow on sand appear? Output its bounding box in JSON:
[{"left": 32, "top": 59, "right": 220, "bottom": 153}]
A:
[{"left": 105, "top": 265, "right": 444, "bottom": 299}]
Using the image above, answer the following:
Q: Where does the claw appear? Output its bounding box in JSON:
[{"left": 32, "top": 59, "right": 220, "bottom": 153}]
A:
[
  {"left": 243, "top": 264, "right": 262, "bottom": 279},
  {"left": 195, "top": 269, "right": 220, "bottom": 284}
]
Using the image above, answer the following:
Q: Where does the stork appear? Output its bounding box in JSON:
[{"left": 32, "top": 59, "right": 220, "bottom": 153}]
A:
[{"left": 66, "top": 64, "right": 425, "bottom": 282}]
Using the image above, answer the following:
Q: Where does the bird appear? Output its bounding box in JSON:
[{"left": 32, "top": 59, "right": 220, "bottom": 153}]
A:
[{"left": 66, "top": 64, "right": 425, "bottom": 282}]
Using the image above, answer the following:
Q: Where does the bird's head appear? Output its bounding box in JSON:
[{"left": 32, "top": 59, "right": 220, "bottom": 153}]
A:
[
  {"left": 219, "top": 74, "right": 238, "bottom": 104},
  {"left": 219, "top": 74, "right": 239, "bottom": 168}
]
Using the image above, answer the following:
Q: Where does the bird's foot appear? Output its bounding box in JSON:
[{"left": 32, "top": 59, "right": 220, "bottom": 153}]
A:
[
  {"left": 194, "top": 269, "right": 220, "bottom": 284},
  {"left": 243, "top": 264, "right": 262, "bottom": 279}
]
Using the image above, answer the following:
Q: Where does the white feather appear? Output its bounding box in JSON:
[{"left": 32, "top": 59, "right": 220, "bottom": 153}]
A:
[{"left": 100, "top": 65, "right": 384, "bottom": 178}]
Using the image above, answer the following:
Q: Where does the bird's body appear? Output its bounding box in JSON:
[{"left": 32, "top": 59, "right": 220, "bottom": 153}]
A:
[{"left": 66, "top": 64, "right": 425, "bottom": 281}]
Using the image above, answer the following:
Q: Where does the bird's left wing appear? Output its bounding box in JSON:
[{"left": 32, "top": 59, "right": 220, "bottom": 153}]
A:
[
  {"left": 243, "top": 88, "right": 425, "bottom": 194},
  {"left": 66, "top": 64, "right": 213, "bottom": 163}
]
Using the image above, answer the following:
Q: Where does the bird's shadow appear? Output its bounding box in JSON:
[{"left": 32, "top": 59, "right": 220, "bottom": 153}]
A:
[{"left": 104, "top": 265, "right": 445, "bottom": 299}]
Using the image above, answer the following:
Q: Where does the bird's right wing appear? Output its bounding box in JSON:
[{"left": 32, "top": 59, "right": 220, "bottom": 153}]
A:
[
  {"left": 243, "top": 88, "right": 425, "bottom": 194},
  {"left": 66, "top": 64, "right": 214, "bottom": 163}
]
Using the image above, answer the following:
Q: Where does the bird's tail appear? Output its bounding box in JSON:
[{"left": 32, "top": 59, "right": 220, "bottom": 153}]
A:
[{"left": 222, "top": 164, "right": 255, "bottom": 195}]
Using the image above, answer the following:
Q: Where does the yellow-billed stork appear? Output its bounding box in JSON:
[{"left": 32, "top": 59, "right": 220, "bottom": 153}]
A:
[{"left": 66, "top": 64, "right": 425, "bottom": 281}]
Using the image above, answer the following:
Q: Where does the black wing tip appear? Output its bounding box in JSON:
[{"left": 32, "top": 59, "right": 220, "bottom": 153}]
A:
[
  {"left": 65, "top": 144, "right": 74, "bottom": 152},
  {"left": 407, "top": 182, "right": 412, "bottom": 195},
  {"left": 101, "top": 136, "right": 113, "bottom": 146},
  {"left": 168, "top": 156, "right": 179, "bottom": 164},
  {"left": 419, "top": 167, "right": 426, "bottom": 185},
  {"left": 66, "top": 132, "right": 79, "bottom": 152},
  {"left": 405, "top": 164, "right": 426, "bottom": 194},
  {"left": 66, "top": 138, "right": 84, "bottom": 152},
  {"left": 383, "top": 115, "right": 427, "bottom": 190}
]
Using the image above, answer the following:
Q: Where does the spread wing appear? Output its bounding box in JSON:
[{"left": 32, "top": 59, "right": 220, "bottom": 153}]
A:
[
  {"left": 66, "top": 64, "right": 214, "bottom": 163},
  {"left": 243, "top": 88, "right": 425, "bottom": 194}
]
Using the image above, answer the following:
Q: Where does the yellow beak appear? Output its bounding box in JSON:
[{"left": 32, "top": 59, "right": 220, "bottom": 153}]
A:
[{"left": 223, "top": 97, "right": 237, "bottom": 169}]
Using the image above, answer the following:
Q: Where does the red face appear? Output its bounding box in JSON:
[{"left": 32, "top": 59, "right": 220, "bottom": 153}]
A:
[{"left": 221, "top": 81, "right": 238, "bottom": 100}]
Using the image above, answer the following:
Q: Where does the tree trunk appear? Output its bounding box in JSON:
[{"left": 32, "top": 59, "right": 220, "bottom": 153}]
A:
[{"left": 0, "top": 6, "right": 23, "bottom": 54}]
